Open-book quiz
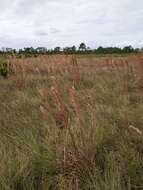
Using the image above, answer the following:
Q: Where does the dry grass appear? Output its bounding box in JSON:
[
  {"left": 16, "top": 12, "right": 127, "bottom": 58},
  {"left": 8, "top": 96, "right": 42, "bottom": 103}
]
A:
[{"left": 0, "top": 54, "right": 143, "bottom": 189}]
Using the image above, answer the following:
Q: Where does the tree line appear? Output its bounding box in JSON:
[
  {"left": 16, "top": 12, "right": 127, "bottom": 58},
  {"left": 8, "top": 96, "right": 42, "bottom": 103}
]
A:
[{"left": 0, "top": 43, "right": 143, "bottom": 57}]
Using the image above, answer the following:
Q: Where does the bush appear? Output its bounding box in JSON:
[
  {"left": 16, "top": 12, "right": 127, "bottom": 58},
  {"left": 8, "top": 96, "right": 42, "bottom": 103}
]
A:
[{"left": 0, "top": 60, "right": 9, "bottom": 78}]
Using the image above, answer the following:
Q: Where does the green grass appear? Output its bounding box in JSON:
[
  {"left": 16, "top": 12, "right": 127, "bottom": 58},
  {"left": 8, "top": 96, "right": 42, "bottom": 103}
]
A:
[{"left": 0, "top": 55, "right": 143, "bottom": 189}]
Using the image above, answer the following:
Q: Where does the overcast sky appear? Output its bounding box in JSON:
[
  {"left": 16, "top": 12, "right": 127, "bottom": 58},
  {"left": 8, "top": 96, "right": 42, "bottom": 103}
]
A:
[{"left": 0, "top": 0, "right": 143, "bottom": 49}]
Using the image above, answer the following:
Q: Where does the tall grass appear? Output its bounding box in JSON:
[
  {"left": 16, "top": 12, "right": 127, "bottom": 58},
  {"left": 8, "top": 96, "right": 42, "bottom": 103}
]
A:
[{"left": 0, "top": 55, "right": 143, "bottom": 189}]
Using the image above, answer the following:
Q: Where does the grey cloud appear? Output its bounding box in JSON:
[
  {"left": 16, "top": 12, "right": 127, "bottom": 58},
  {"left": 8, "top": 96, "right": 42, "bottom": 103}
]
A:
[
  {"left": 50, "top": 28, "right": 60, "bottom": 34},
  {"left": 35, "top": 31, "right": 48, "bottom": 36},
  {"left": 0, "top": 0, "right": 142, "bottom": 48}
]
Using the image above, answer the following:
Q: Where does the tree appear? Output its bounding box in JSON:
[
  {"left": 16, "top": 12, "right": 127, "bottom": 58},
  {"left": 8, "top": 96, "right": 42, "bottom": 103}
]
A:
[
  {"left": 96, "top": 46, "right": 104, "bottom": 54},
  {"left": 63, "top": 47, "right": 72, "bottom": 54},
  {"left": 54, "top": 47, "right": 61, "bottom": 53},
  {"left": 122, "top": 46, "right": 134, "bottom": 53},
  {"left": 140, "top": 47, "right": 143, "bottom": 53},
  {"left": 24, "top": 47, "right": 35, "bottom": 54},
  {"left": 71, "top": 46, "right": 76, "bottom": 53},
  {"left": 63, "top": 46, "right": 77, "bottom": 54},
  {"left": 79, "top": 43, "right": 86, "bottom": 51},
  {"left": 36, "top": 47, "right": 47, "bottom": 53}
]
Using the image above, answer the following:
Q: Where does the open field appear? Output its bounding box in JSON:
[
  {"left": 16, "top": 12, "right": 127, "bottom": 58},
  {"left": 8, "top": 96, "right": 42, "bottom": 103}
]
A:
[{"left": 0, "top": 54, "right": 143, "bottom": 190}]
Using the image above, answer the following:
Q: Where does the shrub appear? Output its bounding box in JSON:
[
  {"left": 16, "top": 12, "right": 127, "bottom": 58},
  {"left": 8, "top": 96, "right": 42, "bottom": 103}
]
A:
[{"left": 0, "top": 60, "right": 9, "bottom": 78}]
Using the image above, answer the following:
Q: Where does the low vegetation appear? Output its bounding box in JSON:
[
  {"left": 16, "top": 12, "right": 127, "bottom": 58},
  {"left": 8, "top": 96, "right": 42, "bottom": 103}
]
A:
[
  {"left": 0, "top": 60, "right": 9, "bottom": 78},
  {"left": 0, "top": 54, "right": 143, "bottom": 189}
]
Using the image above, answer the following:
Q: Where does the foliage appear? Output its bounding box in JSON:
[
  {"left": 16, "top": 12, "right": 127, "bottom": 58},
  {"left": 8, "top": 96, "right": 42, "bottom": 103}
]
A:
[
  {"left": 0, "top": 60, "right": 9, "bottom": 78},
  {"left": 0, "top": 43, "right": 142, "bottom": 58}
]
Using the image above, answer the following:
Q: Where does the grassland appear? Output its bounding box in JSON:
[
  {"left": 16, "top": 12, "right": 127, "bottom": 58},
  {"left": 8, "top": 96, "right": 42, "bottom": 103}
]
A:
[{"left": 0, "top": 54, "right": 143, "bottom": 190}]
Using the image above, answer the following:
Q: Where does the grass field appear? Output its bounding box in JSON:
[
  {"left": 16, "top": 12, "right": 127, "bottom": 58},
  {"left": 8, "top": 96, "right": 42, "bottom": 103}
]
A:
[{"left": 0, "top": 54, "right": 143, "bottom": 190}]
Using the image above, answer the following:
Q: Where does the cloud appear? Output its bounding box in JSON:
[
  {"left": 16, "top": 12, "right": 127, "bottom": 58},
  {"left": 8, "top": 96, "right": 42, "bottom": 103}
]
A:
[
  {"left": 35, "top": 31, "right": 48, "bottom": 36},
  {"left": 50, "top": 28, "right": 60, "bottom": 34},
  {"left": 0, "top": 0, "right": 142, "bottom": 48}
]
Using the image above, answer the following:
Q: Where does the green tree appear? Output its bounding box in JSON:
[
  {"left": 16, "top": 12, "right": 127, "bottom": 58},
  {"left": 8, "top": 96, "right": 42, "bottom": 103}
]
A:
[
  {"left": 123, "top": 46, "right": 134, "bottom": 53},
  {"left": 54, "top": 47, "right": 61, "bottom": 53},
  {"left": 79, "top": 43, "right": 86, "bottom": 51},
  {"left": 71, "top": 46, "right": 76, "bottom": 53}
]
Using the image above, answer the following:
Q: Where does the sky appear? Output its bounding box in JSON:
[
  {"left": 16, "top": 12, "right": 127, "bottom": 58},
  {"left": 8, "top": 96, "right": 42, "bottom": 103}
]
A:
[{"left": 0, "top": 0, "right": 143, "bottom": 49}]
